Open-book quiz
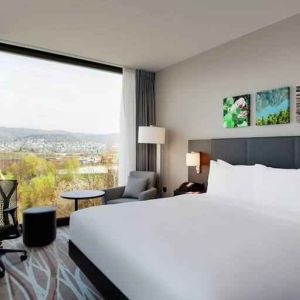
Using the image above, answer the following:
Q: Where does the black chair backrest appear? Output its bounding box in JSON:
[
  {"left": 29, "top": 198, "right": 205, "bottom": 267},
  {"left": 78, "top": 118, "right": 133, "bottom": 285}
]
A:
[{"left": 0, "top": 180, "right": 18, "bottom": 226}]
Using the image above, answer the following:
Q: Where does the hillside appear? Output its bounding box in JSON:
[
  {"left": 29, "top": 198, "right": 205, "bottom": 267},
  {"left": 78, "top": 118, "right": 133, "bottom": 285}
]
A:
[{"left": 0, "top": 126, "right": 119, "bottom": 144}]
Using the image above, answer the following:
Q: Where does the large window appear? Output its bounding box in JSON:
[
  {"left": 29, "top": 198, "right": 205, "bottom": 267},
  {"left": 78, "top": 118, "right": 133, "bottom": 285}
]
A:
[{"left": 0, "top": 46, "right": 122, "bottom": 220}]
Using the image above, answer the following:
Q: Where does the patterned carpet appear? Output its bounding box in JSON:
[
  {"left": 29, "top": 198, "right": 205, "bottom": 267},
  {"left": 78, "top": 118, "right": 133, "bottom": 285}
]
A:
[{"left": 0, "top": 227, "right": 103, "bottom": 300}]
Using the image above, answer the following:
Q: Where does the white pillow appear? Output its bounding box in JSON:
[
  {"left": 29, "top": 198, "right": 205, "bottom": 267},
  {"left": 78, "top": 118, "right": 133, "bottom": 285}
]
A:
[
  {"left": 208, "top": 161, "right": 300, "bottom": 221},
  {"left": 207, "top": 160, "right": 228, "bottom": 196},
  {"left": 250, "top": 164, "right": 300, "bottom": 220},
  {"left": 207, "top": 160, "right": 255, "bottom": 201},
  {"left": 254, "top": 164, "right": 300, "bottom": 203}
]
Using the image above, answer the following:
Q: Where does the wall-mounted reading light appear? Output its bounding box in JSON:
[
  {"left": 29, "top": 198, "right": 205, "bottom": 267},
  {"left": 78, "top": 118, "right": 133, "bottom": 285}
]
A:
[{"left": 186, "top": 152, "right": 201, "bottom": 174}]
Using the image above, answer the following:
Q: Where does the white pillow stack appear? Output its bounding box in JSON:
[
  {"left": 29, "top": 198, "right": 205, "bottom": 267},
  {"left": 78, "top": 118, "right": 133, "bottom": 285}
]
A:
[
  {"left": 253, "top": 164, "right": 300, "bottom": 203},
  {"left": 207, "top": 159, "right": 255, "bottom": 202},
  {"left": 207, "top": 159, "right": 300, "bottom": 219}
]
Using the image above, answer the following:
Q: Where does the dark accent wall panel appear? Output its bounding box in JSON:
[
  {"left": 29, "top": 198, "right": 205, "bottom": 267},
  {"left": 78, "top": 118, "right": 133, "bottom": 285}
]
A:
[
  {"left": 211, "top": 138, "right": 247, "bottom": 165},
  {"left": 295, "top": 137, "right": 300, "bottom": 168},
  {"left": 188, "top": 136, "right": 300, "bottom": 185},
  {"left": 247, "top": 137, "right": 295, "bottom": 168}
]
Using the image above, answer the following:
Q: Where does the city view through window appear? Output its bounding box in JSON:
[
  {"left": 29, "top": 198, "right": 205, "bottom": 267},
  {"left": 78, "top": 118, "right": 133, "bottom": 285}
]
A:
[{"left": 0, "top": 50, "right": 122, "bottom": 220}]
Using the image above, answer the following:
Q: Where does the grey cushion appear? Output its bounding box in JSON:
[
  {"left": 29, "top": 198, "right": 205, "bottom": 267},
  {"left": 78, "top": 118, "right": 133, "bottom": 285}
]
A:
[
  {"left": 122, "top": 177, "right": 148, "bottom": 198},
  {"left": 129, "top": 171, "right": 156, "bottom": 189},
  {"left": 107, "top": 198, "right": 139, "bottom": 205}
]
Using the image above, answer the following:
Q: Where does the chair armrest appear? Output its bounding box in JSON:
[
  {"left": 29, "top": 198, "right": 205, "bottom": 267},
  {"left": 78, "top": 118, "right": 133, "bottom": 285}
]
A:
[
  {"left": 4, "top": 207, "right": 17, "bottom": 213},
  {"left": 103, "top": 186, "right": 125, "bottom": 202},
  {"left": 138, "top": 188, "right": 158, "bottom": 201}
]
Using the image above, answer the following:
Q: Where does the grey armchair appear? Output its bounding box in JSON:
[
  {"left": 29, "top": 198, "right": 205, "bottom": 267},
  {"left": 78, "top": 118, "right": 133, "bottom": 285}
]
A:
[{"left": 104, "top": 171, "right": 157, "bottom": 205}]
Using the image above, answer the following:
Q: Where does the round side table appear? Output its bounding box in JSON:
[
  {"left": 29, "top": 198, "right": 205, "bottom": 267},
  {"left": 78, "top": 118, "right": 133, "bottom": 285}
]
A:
[{"left": 60, "top": 190, "right": 105, "bottom": 211}]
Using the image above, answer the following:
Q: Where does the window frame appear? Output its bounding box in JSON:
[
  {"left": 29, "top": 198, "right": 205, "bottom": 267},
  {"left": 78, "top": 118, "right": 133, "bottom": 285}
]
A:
[
  {"left": 0, "top": 42, "right": 122, "bottom": 226},
  {"left": 0, "top": 42, "right": 122, "bottom": 74}
]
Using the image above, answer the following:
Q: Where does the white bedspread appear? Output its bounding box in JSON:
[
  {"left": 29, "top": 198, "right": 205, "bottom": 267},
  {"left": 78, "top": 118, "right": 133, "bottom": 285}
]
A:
[{"left": 70, "top": 194, "right": 300, "bottom": 300}]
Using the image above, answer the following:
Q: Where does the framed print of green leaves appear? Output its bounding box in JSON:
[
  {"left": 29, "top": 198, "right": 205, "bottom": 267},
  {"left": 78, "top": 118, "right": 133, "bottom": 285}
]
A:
[
  {"left": 256, "top": 87, "right": 290, "bottom": 126},
  {"left": 223, "top": 94, "right": 250, "bottom": 128}
]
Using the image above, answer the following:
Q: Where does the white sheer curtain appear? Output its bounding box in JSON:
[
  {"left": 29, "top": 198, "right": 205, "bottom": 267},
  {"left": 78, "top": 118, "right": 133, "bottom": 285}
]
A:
[{"left": 118, "top": 68, "right": 136, "bottom": 185}]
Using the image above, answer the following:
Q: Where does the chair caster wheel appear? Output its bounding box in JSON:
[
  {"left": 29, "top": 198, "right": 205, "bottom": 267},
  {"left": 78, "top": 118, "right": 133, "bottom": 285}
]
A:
[{"left": 20, "top": 255, "right": 27, "bottom": 261}]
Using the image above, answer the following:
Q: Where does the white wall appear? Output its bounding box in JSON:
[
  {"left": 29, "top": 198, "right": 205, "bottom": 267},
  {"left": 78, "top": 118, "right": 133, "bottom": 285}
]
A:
[{"left": 156, "top": 14, "right": 300, "bottom": 195}]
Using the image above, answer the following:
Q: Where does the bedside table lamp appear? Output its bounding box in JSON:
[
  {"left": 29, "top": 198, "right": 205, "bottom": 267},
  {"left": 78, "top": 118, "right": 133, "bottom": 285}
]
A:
[
  {"left": 186, "top": 152, "right": 201, "bottom": 173},
  {"left": 138, "top": 126, "right": 166, "bottom": 175}
]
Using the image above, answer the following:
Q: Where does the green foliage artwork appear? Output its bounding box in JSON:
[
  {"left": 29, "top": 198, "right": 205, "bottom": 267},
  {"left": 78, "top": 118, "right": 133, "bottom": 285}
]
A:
[
  {"left": 256, "top": 87, "right": 290, "bottom": 126},
  {"left": 223, "top": 95, "right": 250, "bottom": 128}
]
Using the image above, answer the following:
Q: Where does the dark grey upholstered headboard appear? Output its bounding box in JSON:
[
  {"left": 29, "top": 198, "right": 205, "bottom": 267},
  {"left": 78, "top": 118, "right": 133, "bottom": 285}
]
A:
[{"left": 188, "top": 136, "right": 300, "bottom": 186}]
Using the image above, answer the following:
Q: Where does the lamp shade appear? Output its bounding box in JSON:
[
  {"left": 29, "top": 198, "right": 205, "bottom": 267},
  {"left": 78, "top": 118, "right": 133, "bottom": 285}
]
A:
[
  {"left": 186, "top": 152, "right": 200, "bottom": 166},
  {"left": 138, "top": 126, "right": 165, "bottom": 144}
]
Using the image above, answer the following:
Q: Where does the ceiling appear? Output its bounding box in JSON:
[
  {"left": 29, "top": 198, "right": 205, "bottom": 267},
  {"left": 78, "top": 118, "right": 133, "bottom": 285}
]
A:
[{"left": 1, "top": 0, "right": 300, "bottom": 71}]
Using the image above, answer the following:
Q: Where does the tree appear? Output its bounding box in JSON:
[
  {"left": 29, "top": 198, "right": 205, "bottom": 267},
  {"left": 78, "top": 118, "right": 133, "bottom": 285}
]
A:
[
  {"left": 7, "top": 154, "right": 56, "bottom": 182},
  {"left": 60, "top": 156, "right": 80, "bottom": 182}
]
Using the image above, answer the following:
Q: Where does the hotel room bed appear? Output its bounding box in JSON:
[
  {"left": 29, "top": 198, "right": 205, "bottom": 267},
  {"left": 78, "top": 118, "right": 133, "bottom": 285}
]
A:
[{"left": 69, "top": 193, "right": 300, "bottom": 300}]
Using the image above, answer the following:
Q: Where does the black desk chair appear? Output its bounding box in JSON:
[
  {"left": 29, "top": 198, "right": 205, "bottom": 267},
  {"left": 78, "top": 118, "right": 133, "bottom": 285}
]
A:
[{"left": 0, "top": 180, "right": 27, "bottom": 278}]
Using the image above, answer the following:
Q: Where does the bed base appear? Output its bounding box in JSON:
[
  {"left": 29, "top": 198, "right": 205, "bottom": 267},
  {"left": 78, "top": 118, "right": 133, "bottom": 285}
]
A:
[{"left": 68, "top": 240, "right": 128, "bottom": 300}]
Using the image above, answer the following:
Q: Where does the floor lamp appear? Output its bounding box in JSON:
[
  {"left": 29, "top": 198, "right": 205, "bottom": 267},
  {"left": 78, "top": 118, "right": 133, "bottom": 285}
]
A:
[{"left": 138, "top": 126, "right": 166, "bottom": 194}]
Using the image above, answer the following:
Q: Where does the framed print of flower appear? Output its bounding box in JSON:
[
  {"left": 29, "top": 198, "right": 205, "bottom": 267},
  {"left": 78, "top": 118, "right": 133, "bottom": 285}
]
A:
[{"left": 223, "top": 94, "right": 250, "bottom": 128}]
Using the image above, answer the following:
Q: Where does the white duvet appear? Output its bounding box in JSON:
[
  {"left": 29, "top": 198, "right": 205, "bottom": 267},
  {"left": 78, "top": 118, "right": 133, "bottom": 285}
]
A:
[{"left": 70, "top": 194, "right": 300, "bottom": 300}]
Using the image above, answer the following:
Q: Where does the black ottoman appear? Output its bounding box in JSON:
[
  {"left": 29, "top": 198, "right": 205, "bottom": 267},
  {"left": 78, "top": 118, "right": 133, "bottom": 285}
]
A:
[{"left": 23, "top": 206, "right": 56, "bottom": 247}]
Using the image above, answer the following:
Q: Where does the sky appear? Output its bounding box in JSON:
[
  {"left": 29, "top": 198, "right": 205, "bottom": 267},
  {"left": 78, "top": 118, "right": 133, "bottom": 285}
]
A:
[{"left": 0, "top": 51, "right": 122, "bottom": 135}]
